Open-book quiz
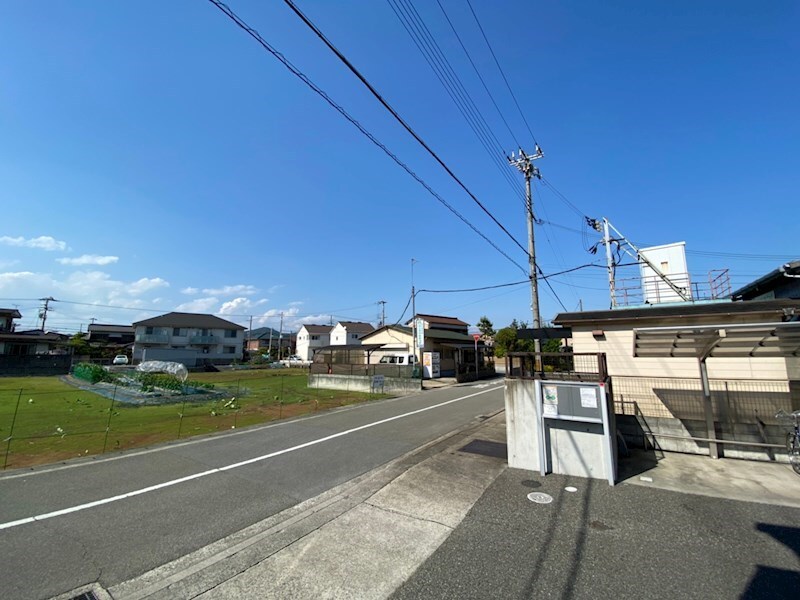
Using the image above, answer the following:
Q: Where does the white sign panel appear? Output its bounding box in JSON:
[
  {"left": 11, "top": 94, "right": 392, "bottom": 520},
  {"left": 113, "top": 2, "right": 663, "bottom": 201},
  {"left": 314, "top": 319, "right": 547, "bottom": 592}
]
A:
[
  {"left": 580, "top": 387, "right": 598, "bottom": 409},
  {"left": 415, "top": 318, "right": 425, "bottom": 349}
]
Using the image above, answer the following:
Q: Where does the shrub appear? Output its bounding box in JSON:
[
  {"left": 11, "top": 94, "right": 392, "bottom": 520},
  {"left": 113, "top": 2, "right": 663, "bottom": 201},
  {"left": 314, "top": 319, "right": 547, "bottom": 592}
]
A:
[
  {"left": 135, "top": 372, "right": 184, "bottom": 393},
  {"left": 73, "top": 362, "right": 116, "bottom": 384}
]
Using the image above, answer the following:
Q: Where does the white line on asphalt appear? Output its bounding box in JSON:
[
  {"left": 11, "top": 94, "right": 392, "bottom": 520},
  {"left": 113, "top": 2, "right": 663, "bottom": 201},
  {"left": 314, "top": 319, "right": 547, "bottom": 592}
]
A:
[{"left": 0, "top": 383, "right": 503, "bottom": 531}]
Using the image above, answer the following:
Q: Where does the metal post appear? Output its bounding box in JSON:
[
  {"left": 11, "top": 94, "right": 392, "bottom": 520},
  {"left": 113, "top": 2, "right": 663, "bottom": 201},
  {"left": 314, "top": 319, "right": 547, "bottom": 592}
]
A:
[
  {"left": 603, "top": 218, "right": 616, "bottom": 308},
  {"left": 102, "top": 385, "right": 117, "bottom": 454},
  {"left": 698, "top": 358, "right": 719, "bottom": 459},
  {"left": 3, "top": 389, "right": 23, "bottom": 470},
  {"left": 177, "top": 397, "right": 187, "bottom": 438},
  {"left": 474, "top": 337, "right": 479, "bottom": 380}
]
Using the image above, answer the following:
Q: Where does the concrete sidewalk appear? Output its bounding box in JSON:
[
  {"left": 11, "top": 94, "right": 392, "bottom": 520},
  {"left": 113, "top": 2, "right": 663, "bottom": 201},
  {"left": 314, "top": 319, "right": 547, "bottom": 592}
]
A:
[{"left": 99, "top": 410, "right": 800, "bottom": 600}]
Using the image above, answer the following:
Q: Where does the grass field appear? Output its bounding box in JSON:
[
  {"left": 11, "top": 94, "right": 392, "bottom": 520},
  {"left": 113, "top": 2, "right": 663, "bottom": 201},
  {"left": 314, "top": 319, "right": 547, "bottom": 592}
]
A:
[{"left": 0, "top": 368, "right": 387, "bottom": 470}]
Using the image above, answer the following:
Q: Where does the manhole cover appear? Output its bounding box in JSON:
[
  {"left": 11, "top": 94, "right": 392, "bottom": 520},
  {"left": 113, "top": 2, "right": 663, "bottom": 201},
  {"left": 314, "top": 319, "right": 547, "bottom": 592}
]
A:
[{"left": 527, "top": 492, "right": 553, "bottom": 504}]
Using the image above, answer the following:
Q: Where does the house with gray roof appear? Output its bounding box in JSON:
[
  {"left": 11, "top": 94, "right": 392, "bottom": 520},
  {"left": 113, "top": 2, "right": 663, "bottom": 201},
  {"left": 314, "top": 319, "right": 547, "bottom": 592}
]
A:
[
  {"left": 132, "top": 312, "right": 246, "bottom": 366},
  {"left": 331, "top": 321, "right": 375, "bottom": 346},
  {"left": 296, "top": 324, "right": 333, "bottom": 361}
]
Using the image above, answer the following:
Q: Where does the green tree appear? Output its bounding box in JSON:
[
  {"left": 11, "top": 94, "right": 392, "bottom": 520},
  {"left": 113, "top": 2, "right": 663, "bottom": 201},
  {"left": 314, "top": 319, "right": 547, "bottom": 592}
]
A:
[
  {"left": 68, "top": 333, "right": 90, "bottom": 356},
  {"left": 542, "top": 338, "right": 562, "bottom": 353},
  {"left": 494, "top": 327, "right": 518, "bottom": 358},
  {"left": 476, "top": 316, "right": 495, "bottom": 338}
]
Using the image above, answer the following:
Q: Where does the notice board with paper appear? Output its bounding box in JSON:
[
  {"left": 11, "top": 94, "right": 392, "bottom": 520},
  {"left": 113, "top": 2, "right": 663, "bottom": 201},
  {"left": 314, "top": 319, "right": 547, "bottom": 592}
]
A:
[{"left": 540, "top": 382, "right": 603, "bottom": 422}]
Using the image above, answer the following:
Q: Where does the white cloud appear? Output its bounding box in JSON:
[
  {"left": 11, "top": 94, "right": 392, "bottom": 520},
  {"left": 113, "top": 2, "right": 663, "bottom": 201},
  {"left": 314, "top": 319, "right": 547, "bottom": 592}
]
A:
[
  {"left": 57, "top": 254, "right": 119, "bottom": 266},
  {"left": 174, "top": 297, "right": 219, "bottom": 313},
  {"left": 0, "top": 259, "right": 20, "bottom": 269},
  {"left": 128, "top": 277, "right": 169, "bottom": 295},
  {"left": 219, "top": 297, "right": 250, "bottom": 315},
  {"left": 181, "top": 287, "right": 199, "bottom": 295},
  {"left": 0, "top": 235, "right": 68, "bottom": 251},
  {"left": 202, "top": 284, "right": 257, "bottom": 296},
  {"left": 0, "top": 271, "right": 43, "bottom": 289},
  {"left": 267, "top": 284, "right": 285, "bottom": 294}
]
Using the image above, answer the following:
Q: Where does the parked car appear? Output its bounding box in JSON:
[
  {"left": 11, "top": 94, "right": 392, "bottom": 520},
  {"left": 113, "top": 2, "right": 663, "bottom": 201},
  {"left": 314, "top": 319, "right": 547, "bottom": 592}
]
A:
[
  {"left": 280, "top": 355, "right": 310, "bottom": 367},
  {"left": 379, "top": 354, "right": 417, "bottom": 365},
  {"left": 112, "top": 354, "right": 129, "bottom": 365}
]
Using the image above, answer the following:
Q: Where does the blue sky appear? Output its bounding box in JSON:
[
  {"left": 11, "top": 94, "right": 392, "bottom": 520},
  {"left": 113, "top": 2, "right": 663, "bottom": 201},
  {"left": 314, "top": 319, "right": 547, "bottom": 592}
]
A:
[{"left": 1, "top": 0, "right": 797, "bottom": 334}]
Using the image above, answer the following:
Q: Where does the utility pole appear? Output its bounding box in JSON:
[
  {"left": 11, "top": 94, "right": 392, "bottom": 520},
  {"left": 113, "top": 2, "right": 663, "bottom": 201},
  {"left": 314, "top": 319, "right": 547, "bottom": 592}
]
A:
[
  {"left": 588, "top": 216, "right": 691, "bottom": 308},
  {"left": 38, "top": 296, "right": 55, "bottom": 331},
  {"left": 278, "top": 312, "right": 284, "bottom": 358},
  {"left": 509, "top": 146, "right": 544, "bottom": 353},
  {"left": 410, "top": 258, "right": 423, "bottom": 387},
  {"left": 378, "top": 300, "right": 386, "bottom": 328},
  {"left": 248, "top": 315, "right": 253, "bottom": 354}
]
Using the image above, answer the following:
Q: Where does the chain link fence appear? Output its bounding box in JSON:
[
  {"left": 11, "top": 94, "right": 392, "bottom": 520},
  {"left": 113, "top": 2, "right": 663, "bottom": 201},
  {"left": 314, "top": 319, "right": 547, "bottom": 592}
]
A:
[{"left": 0, "top": 373, "right": 383, "bottom": 471}]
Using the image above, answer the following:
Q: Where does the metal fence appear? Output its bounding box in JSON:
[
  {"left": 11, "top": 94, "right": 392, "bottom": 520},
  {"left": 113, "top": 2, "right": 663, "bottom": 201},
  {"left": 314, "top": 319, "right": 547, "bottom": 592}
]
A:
[
  {"left": 0, "top": 373, "right": 383, "bottom": 471},
  {"left": 0, "top": 355, "right": 72, "bottom": 376},
  {"left": 309, "top": 363, "right": 416, "bottom": 379},
  {"left": 505, "top": 352, "right": 606, "bottom": 382},
  {"left": 613, "top": 376, "right": 792, "bottom": 426}
]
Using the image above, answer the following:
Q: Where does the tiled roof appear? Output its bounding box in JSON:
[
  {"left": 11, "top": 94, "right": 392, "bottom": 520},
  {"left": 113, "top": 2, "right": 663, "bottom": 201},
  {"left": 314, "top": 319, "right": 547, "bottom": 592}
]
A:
[
  {"left": 301, "top": 324, "right": 334, "bottom": 334},
  {"left": 337, "top": 321, "right": 375, "bottom": 333},
  {"left": 408, "top": 314, "right": 469, "bottom": 327},
  {"left": 132, "top": 312, "right": 246, "bottom": 330}
]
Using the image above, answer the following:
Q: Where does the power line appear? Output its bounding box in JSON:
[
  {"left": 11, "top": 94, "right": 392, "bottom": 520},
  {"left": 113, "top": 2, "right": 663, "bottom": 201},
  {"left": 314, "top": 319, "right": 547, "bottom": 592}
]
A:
[
  {"left": 435, "top": 0, "right": 521, "bottom": 149},
  {"left": 418, "top": 279, "right": 529, "bottom": 294},
  {"left": 537, "top": 264, "right": 568, "bottom": 312},
  {"left": 387, "top": 0, "right": 526, "bottom": 204},
  {"left": 278, "top": 0, "right": 531, "bottom": 262},
  {"left": 211, "top": 0, "right": 526, "bottom": 275},
  {"left": 465, "top": 0, "right": 538, "bottom": 146}
]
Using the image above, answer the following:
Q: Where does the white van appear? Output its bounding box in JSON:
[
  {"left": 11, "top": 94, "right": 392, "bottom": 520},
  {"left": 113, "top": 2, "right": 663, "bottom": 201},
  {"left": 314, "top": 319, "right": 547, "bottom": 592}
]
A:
[{"left": 379, "top": 354, "right": 417, "bottom": 365}]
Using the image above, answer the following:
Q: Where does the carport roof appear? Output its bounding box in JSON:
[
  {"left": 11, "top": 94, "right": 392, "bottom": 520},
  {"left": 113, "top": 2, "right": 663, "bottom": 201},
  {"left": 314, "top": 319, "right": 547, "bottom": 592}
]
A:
[{"left": 633, "top": 321, "right": 800, "bottom": 359}]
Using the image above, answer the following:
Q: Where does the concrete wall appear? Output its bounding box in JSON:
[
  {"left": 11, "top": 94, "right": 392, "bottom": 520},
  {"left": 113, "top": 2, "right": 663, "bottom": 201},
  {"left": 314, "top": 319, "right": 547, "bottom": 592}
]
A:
[
  {"left": 504, "top": 379, "right": 541, "bottom": 471},
  {"left": 308, "top": 374, "right": 422, "bottom": 394},
  {"left": 617, "top": 414, "right": 793, "bottom": 462}
]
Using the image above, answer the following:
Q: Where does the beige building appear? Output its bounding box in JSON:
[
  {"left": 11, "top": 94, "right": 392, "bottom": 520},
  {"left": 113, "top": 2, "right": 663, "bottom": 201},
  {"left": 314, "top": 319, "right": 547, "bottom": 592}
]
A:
[{"left": 552, "top": 298, "right": 800, "bottom": 458}]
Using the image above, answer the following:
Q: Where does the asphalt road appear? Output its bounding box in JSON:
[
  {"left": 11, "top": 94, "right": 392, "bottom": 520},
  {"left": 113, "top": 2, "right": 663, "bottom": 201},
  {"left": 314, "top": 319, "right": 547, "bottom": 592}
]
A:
[
  {"left": 0, "top": 380, "right": 505, "bottom": 600},
  {"left": 392, "top": 468, "right": 800, "bottom": 600}
]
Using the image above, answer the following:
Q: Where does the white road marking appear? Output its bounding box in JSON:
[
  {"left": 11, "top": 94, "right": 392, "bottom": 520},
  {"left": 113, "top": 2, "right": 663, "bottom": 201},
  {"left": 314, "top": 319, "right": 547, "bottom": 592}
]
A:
[{"left": 0, "top": 384, "right": 503, "bottom": 531}]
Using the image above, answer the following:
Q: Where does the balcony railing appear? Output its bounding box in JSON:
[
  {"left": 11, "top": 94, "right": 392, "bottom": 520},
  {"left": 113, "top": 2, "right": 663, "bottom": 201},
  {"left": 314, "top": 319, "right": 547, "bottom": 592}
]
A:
[
  {"left": 135, "top": 334, "right": 170, "bottom": 344},
  {"left": 189, "top": 335, "right": 219, "bottom": 345}
]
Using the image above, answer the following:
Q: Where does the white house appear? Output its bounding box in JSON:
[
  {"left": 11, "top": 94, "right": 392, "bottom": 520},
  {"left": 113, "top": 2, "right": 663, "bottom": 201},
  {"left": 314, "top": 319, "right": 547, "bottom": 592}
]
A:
[
  {"left": 296, "top": 324, "right": 333, "bottom": 361},
  {"left": 330, "top": 321, "right": 375, "bottom": 345},
  {"left": 132, "top": 312, "right": 246, "bottom": 366}
]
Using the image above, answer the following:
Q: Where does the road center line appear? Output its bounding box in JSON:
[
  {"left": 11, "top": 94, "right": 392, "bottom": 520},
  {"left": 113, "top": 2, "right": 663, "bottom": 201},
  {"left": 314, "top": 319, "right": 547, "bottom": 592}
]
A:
[{"left": 0, "top": 384, "right": 503, "bottom": 531}]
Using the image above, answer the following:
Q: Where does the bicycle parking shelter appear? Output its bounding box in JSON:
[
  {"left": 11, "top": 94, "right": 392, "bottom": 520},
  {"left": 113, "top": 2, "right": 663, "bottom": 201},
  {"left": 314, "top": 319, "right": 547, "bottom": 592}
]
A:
[{"left": 633, "top": 321, "right": 800, "bottom": 459}]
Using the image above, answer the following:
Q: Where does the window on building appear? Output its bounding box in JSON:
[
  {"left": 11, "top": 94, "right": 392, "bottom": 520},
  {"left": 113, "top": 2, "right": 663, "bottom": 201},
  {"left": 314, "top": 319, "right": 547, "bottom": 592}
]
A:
[
  {"left": 145, "top": 326, "right": 154, "bottom": 335},
  {"left": 173, "top": 328, "right": 185, "bottom": 337},
  {"left": 223, "top": 346, "right": 235, "bottom": 354},
  {"left": 311, "top": 335, "right": 319, "bottom": 341},
  {"left": 225, "top": 330, "right": 237, "bottom": 338},
  {"left": 351, "top": 333, "right": 359, "bottom": 339}
]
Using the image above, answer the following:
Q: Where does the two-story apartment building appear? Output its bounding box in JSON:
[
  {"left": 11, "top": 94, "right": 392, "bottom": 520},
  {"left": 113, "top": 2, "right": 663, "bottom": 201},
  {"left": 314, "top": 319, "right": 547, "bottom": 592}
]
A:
[
  {"left": 296, "top": 324, "right": 333, "bottom": 361},
  {"left": 330, "top": 321, "right": 375, "bottom": 345},
  {"left": 132, "top": 312, "right": 246, "bottom": 366}
]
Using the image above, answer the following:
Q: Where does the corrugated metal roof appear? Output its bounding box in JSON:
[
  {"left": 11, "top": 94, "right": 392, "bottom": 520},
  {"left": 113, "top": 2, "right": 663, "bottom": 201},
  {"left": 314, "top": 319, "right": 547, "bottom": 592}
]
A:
[
  {"left": 553, "top": 299, "right": 800, "bottom": 326},
  {"left": 132, "top": 312, "right": 246, "bottom": 329},
  {"left": 633, "top": 322, "right": 800, "bottom": 359}
]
